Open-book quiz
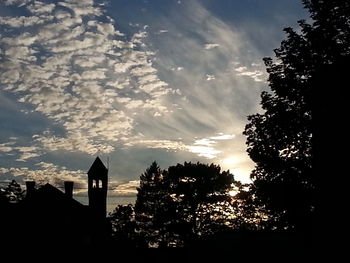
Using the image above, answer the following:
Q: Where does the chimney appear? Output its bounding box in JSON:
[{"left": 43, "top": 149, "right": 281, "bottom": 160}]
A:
[
  {"left": 25, "top": 181, "right": 35, "bottom": 198},
  {"left": 64, "top": 181, "right": 74, "bottom": 199}
]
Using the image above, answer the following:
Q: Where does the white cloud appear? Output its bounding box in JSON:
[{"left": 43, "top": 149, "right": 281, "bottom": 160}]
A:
[
  {"left": 81, "top": 70, "right": 106, "bottom": 80},
  {"left": 134, "top": 139, "right": 187, "bottom": 151},
  {"left": 2, "top": 0, "right": 31, "bottom": 5},
  {"left": 206, "top": 74, "right": 215, "bottom": 81},
  {"left": 130, "top": 65, "right": 157, "bottom": 76},
  {"left": 124, "top": 100, "right": 144, "bottom": 109},
  {"left": 170, "top": 66, "right": 184, "bottom": 71},
  {"left": 58, "top": 1, "right": 102, "bottom": 17},
  {"left": 112, "top": 180, "right": 140, "bottom": 196},
  {"left": 0, "top": 142, "right": 14, "bottom": 152},
  {"left": 1, "top": 70, "right": 20, "bottom": 84},
  {"left": 126, "top": 133, "right": 236, "bottom": 160},
  {"left": 204, "top": 43, "right": 220, "bottom": 50},
  {"left": 193, "top": 138, "right": 216, "bottom": 147},
  {"left": 0, "top": 16, "right": 43, "bottom": 27},
  {"left": 35, "top": 133, "right": 115, "bottom": 155},
  {"left": 186, "top": 145, "right": 221, "bottom": 159},
  {"left": 233, "top": 64, "right": 267, "bottom": 82},
  {"left": 16, "top": 152, "right": 41, "bottom": 162},
  {"left": 210, "top": 134, "right": 236, "bottom": 140},
  {"left": 0, "top": 142, "right": 41, "bottom": 162},
  {"left": 27, "top": 1, "right": 56, "bottom": 14}
]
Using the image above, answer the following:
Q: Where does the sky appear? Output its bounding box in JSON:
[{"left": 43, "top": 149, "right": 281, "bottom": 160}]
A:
[{"left": 0, "top": 0, "right": 308, "bottom": 207}]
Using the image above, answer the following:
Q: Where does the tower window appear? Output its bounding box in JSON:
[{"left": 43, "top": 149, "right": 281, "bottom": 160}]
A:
[{"left": 92, "top": 180, "right": 100, "bottom": 188}]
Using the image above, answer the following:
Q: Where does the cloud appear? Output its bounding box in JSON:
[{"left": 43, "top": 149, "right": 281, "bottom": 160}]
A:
[
  {"left": 119, "top": 0, "right": 268, "bottom": 181},
  {"left": 0, "top": 0, "right": 172, "bottom": 156},
  {"left": 129, "top": 139, "right": 187, "bottom": 151},
  {"left": 34, "top": 134, "right": 115, "bottom": 155},
  {"left": 210, "top": 134, "right": 236, "bottom": 140},
  {"left": 158, "top": 30, "right": 169, "bottom": 34},
  {"left": 111, "top": 180, "right": 140, "bottom": 196},
  {"left": 185, "top": 134, "right": 236, "bottom": 159},
  {"left": 233, "top": 65, "right": 267, "bottom": 82},
  {"left": 170, "top": 67, "right": 184, "bottom": 71},
  {"left": 16, "top": 152, "right": 41, "bottom": 162},
  {"left": 127, "top": 133, "right": 237, "bottom": 160},
  {"left": 0, "top": 0, "right": 269, "bottom": 184},
  {"left": 186, "top": 145, "right": 221, "bottom": 159},
  {"left": 0, "top": 142, "right": 15, "bottom": 152},
  {"left": 204, "top": 43, "right": 220, "bottom": 50},
  {"left": 0, "top": 141, "right": 41, "bottom": 162},
  {"left": 206, "top": 74, "right": 215, "bottom": 81},
  {"left": 0, "top": 16, "right": 44, "bottom": 27}
]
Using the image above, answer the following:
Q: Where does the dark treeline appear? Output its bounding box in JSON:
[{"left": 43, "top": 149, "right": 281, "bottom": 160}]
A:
[
  {"left": 109, "top": 162, "right": 248, "bottom": 248},
  {"left": 107, "top": 161, "right": 307, "bottom": 250}
]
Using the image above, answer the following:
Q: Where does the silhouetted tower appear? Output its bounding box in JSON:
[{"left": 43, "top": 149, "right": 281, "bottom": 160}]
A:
[{"left": 88, "top": 157, "right": 108, "bottom": 219}]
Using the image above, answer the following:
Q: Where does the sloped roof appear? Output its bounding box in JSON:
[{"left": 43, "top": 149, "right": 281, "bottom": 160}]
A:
[
  {"left": 88, "top": 156, "right": 108, "bottom": 176},
  {"left": 25, "top": 183, "right": 85, "bottom": 210}
]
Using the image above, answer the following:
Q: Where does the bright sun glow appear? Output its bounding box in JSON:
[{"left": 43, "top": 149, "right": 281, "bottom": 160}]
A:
[
  {"left": 222, "top": 156, "right": 239, "bottom": 166},
  {"left": 220, "top": 156, "right": 253, "bottom": 184}
]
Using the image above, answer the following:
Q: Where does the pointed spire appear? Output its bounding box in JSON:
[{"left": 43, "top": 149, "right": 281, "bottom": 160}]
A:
[{"left": 88, "top": 156, "right": 108, "bottom": 175}]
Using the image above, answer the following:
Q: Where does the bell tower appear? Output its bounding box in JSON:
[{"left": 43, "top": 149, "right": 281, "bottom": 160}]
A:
[{"left": 88, "top": 156, "right": 108, "bottom": 218}]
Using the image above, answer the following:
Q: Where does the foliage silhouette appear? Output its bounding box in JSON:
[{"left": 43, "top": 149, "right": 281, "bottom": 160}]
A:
[
  {"left": 132, "top": 161, "right": 238, "bottom": 247},
  {"left": 0, "top": 180, "right": 25, "bottom": 204},
  {"left": 134, "top": 161, "right": 169, "bottom": 247},
  {"left": 108, "top": 204, "right": 144, "bottom": 248},
  {"left": 243, "top": 0, "right": 350, "bottom": 231}
]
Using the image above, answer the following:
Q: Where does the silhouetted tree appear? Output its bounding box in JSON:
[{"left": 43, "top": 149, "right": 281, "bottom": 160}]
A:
[
  {"left": 0, "top": 180, "right": 25, "bottom": 249},
  {"left": 108, "top": 204, "right": 141, "bottom": 248},
  {"left": 229, "top": 182, "right": 268, "bottom": 231},
  {"left": 134, "top": 161, "right": 168, "bottom": 247},
  {"left": 243, "top": 0, "right": 350, "bottom": 230},
  {"left": 0, "top": 180, "right": 24, "bottom": 204},
  {"left": 163, "top": 162, "right": 235, "bottom": 246},
  {"left": 134, "top": 162, "right": 238, "bottom": 247}
]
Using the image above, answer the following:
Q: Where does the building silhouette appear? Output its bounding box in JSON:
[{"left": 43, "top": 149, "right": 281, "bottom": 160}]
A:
[
  {"left": 2, "top": 156, "right": 110, "bottom": 251},
  {"left": 88, "top": 156, "right": 108, "bottom": 219}
]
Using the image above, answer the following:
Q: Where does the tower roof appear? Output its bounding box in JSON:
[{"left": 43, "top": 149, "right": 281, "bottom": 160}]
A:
[{"left": 88, "top": 156, "right": 108, "bottom": 176}]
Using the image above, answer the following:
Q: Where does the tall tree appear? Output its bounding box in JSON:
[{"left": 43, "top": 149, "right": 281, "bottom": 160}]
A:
[
  {"left": 108, "top": 204, "right": 140, "bottom": 248},
  {"left": 161, "top": 162, "right": 235, "bottom": 246},
  {"left": 134, "top": 161, "right": 167, "bottom": 247},
  {"left": 243, "top": 0, "right": 350, "bottom": 230},
  {"left": 134, "top": 162, "right": 237, "bottom": 247}
]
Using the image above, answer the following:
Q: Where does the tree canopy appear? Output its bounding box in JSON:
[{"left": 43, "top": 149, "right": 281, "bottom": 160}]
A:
[
  {"left": 243, "top": 0, "right": 350, "bottom": 230},
  {"left": 0, "top": 180, "right": 25, "bottom": 204},
  {"left": 132, "top": 161, "right": 237, "bottom": 247}
]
